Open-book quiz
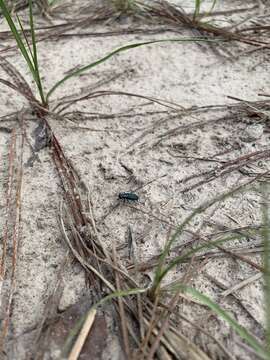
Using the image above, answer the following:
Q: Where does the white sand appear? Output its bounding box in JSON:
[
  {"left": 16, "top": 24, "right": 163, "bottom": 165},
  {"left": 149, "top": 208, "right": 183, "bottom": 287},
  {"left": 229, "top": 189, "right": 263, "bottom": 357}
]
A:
[{"left": 0, "top": 1, "right": 269, "bottom": 358}]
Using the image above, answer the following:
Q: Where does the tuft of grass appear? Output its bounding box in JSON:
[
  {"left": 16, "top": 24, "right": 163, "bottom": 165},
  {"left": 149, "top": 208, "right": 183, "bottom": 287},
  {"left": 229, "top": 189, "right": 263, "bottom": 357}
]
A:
[
  {"left": 150, "top": 184, "right": 248, "bottom": 296},
  {"left": 167, "top": 284, "right": 269, "bottom": 360},
  {"left": 0, "top": 0, "right": 217, "bottom": 108},
  {"left": 0, "top": 0, "right": 46, "bottom": 105},
  {"left": 74, "top": 183, "right": 270, "bottom": 359}
]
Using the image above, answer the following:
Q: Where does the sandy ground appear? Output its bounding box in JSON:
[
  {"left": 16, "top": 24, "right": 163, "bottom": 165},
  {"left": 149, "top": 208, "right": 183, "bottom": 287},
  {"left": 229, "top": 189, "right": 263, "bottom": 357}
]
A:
[{"left": 0, "top": 0, "right": 269, "bottom": 359}]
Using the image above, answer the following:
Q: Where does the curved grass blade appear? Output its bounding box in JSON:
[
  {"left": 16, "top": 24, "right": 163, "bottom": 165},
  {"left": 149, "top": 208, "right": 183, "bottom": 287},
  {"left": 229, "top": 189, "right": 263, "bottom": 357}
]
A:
[
  {"left": 176, "top": 285, "right": 269, "bottom": 360},
  {"left": 203, "top": 0, "right": 217, "bottom": 18},
  {"left": 154, "top": 234, "right": 244, "bottom": 290},
  {"left": 193, "top": 0, "right": 217, "bottom": 22},
  {"left": 0, "top": 0, "right": 35, "bottom": 78},
  {"left": 193, "top": 0, "right": 201, "bottom": 20},
  {"left": 209, "top": 0, "right": 217, "bottom": 14},
  {"left": 152, "top": 185, "right": 248, "bottom": 292},
  {"left": 0, "top": 55, "right": 35, "bottom": 101},
  {"left": 16, "top": 14, "right": 35, "bottom": 62},
  {"left": 46, "top": 37, "right": 216, "bottom": 102}
]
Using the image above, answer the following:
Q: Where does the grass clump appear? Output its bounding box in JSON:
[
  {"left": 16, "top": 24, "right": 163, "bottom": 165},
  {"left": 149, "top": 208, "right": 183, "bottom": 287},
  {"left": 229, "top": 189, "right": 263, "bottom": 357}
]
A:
[
  {"left": 0, "top": 0, "right": 214, "bottom": 109},
  {"left": 0, "top": 0, "right": 46, "bottom": 105},
  {"left": 145, "top": 185, "right": 270, "bottom": 359}
]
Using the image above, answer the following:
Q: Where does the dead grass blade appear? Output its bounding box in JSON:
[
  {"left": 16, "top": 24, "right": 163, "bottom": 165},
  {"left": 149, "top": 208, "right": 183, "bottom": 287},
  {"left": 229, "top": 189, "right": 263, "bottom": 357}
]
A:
[
  {"left": 205, "top": 273, "right": 263, "bottom": 330},
  {"left": 0, "top": 128, "right": 16, "bottom": 282},
  {"left": 140, "top": 0, "right": 269, "bottom": 48},
  {"left": 161, "top": 303, "right": 236, "bottom": 360},
  {"left": 67, "top": 308, "right": 97, "bottom": 360},
  {"left": 143, "top": 318, "right": 211, "bottom": 360},
  {"left": 0, "top": 111, "right": 25, "bottom": 352},
  {"left": 112, "top": 245, "right": 131, "bottom": 358},
  {"left": 181, "top": 150, "right": 270, "bottom": 193},
  {"left": 55, "top": 90, "right": 185, "bottom": 115},
  {"left": 221, "top": 272, "right": 262, "bottom": 298}
]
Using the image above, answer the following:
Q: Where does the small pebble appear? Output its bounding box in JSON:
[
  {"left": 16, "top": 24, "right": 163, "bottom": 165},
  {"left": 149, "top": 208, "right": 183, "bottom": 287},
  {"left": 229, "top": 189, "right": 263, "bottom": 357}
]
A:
[{"left": 241, "top": 124, "right": 264, "bottom": 142}]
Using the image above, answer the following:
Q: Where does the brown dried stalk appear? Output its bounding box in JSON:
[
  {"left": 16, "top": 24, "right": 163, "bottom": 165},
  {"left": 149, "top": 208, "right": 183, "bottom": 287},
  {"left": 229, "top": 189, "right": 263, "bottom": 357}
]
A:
[{"left": 0, "top": 113, "right": 25, "bottom": 352}]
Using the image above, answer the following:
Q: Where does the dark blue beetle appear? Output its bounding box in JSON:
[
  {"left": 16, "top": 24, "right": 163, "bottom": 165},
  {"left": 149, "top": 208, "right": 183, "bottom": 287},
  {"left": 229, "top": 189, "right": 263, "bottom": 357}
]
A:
[{"left": 118, "top": 192, "right": 139, "bottom": 202}]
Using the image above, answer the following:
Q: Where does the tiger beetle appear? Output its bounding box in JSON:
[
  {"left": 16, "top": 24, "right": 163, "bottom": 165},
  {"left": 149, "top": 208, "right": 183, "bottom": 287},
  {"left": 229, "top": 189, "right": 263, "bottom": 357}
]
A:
[{"left": 118, "top": 192, "right": 139, "bottom": 202}]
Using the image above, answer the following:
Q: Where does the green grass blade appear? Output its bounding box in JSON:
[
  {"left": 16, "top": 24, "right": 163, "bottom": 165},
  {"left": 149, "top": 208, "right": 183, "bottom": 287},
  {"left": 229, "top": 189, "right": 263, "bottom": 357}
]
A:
[
  {"left": 28, "top": 0, "right": 45, "bottom": 104},
  {"left": 0, "top": 0, "right": 35, "bottom": 76},
  {"left": 181, "top": 286, "right": 269, "bottom": 360},
  {"left": 210, "top": 0, "right": 217, "bottom": 13},
  {"left": 0, "top": 0, "right": 46, "bottom": 104},
  {"left": 194, "top": 0, "right": 201, "bottom": 20},
  {"left": 153, "top": 185, "right": 248, "bottom": 290},
  {"left": 155, "top": 234, "right": 244, "bottom": 288},
  {"left": 96, "top": 287, "right": 147, "bottom": 307},
  {"left": 113, "top": 0, "right": 136, "bottom": 11},
  {"left": 194, "top": 0, "right": 217, "bottom": 21},
  {"left": 46, "top": 37, "right": 216, "bottom": 102},
  {"left": 204, "top": 0, "right": 217, "bottom": 19},
  {"left": 16, "top": 14, "right": 35, "bottom": 62}
]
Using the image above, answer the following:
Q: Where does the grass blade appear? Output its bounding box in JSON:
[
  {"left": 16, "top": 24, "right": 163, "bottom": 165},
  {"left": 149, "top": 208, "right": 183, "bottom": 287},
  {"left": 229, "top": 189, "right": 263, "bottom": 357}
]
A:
[
  {"left": 194, "top": 0, "right": 201, "bottom": 20},
  {"left": 152, "top": 184, "right": 248, "bottom": 293},
  {"left": 28, "top": 0, "right": 45, "bottom": 105},
  {"left": 0, "top": 0, "right": 35, "bottom": 78},
  {"left": 0, "top": 0, "right": 45, "bottom": 104},
  {"left": 204, "top": 0, "right": 217, "bottom": 18},
  {"left": 46, "top": 37, "right": 216, "bottom": 101},
  {"left": 181, "top": 286, "right": 269, "bottom": 360},
  {"left": 68, "top": 308, "right": 97, "bottom": 360}
]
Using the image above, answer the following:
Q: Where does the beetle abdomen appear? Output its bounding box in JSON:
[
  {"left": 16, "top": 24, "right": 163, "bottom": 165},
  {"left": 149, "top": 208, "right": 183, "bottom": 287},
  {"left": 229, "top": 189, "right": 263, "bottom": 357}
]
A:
[{"left": 118, "top": 192, "right": 139, "bottom": 201}]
